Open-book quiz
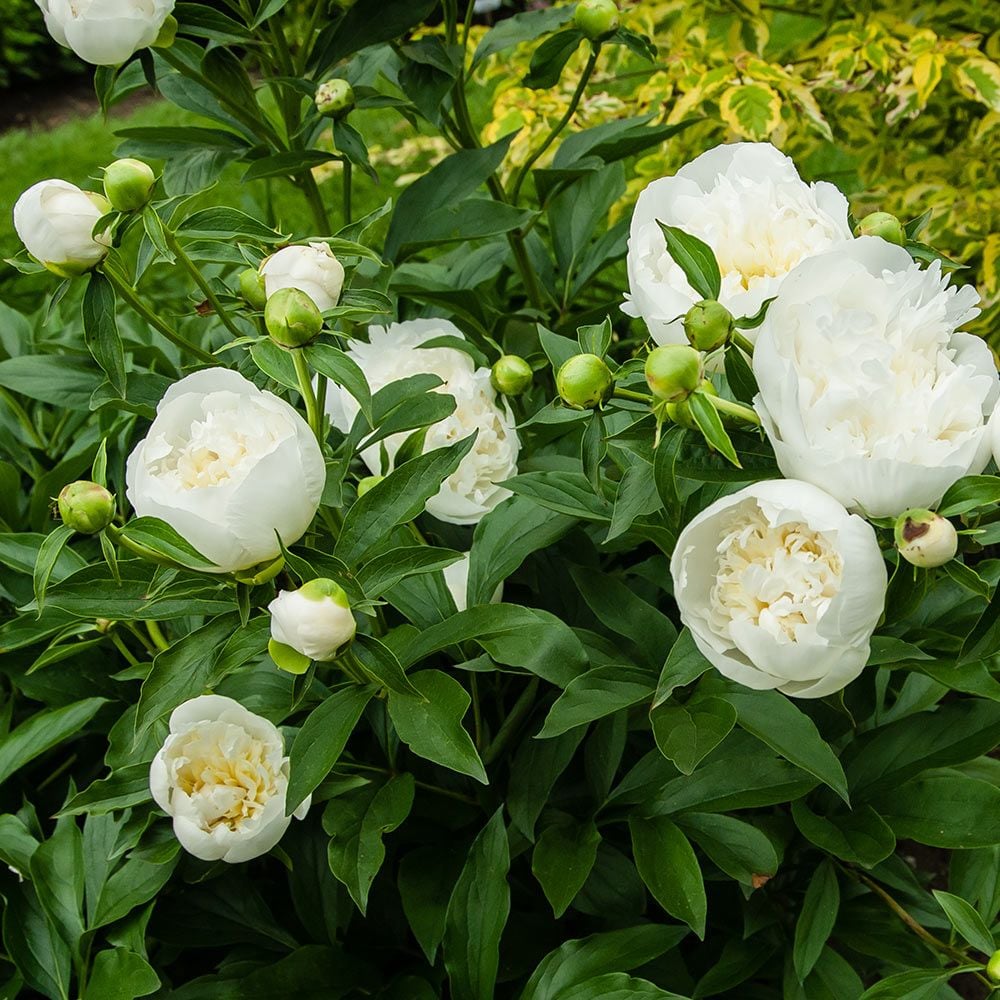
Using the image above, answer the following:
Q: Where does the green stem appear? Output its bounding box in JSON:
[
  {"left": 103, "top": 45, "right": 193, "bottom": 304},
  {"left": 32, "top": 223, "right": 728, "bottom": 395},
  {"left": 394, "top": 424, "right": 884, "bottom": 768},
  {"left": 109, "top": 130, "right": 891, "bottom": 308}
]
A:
[
  {"left": 613, "top": 387, "right": 653, "bottom": 404},
  {"left": 0, "top": 386, "right": 47, "bottom": 449},
  {"left": 483, "top": 677, "right": 539, "bottom": 765},
  {"left": 707, "top": 394, "right": 761, "bottom": 426},
  {"left": 101, "top": 265, "right": 215, "bottom": 364},
  {"left": 301, "top": 172, "right": 332, "bottom": 235},
  {"left": 731, "top": 330, "right": 755, "bottom": 356},
  {"left": 146, "top": 620, "right": 169, "bottom": 651},
  {"left": 470, "top": 674, "right": 483, "bottom": 751},
  {"left": 342, "top": 160, "right": 353, "bottom": 226},
  {"left": 292, "top": 349, "right": 323, "bottom": 443},
  {"left": 109, "top": 631, "right": 140, "bottom": 667},
  {"left": 509, "top": 46, "right": 600, "bottom": 204},
  {"left": 164, "top": 229, "right": 243, "bottom": 340},
  {"left": 343, "top": 761, "right": 478, "bottom": 806}
]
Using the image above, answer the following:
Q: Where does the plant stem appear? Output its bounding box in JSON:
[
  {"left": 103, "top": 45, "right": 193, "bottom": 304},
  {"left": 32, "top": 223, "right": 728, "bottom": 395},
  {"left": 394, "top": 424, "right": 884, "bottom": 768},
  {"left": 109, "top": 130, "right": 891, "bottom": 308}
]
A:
[
  {"left": 109, "top": 631, "right": 140, "bottom": 667},
  {"left": 146, "top": 620, "right": 169, "bottom": 651},
  {"left": 342, "top": 160, "right": 353, "bottom": 226},
  {"left": 343, "top": 761, "right": 478, "bottom": 806},
  {"left": 731, "top": 330, "right": 755, "bottom": 355},
  {"left": 292, "top": 349, "right": 323, "bottom": 443},
  {"left": 510, "top": 46, "right": 600, "bottom": 204},
  {"left": 301, "top": 172, "right": 332, "bottom": 234},
  {"left": 613, "top": 387, "right": 653, "bottom": 404},
  {"left": 102, "top": 265, "right": 216, "bottom": 364},
  {"left": 707, "top": 394, "right": 761, "bottom": 426},
  {"left": 0, "top": 387, "right": 46, "bottom": 449},
  {"left": 470, "top": 674, "right": 483, "bottom": 751},
  {"left": 164, "top": 229, "right": 243, "bottom": 340},
  {"left": 483, "top": 677, "right": 539, "bottom": 765}
]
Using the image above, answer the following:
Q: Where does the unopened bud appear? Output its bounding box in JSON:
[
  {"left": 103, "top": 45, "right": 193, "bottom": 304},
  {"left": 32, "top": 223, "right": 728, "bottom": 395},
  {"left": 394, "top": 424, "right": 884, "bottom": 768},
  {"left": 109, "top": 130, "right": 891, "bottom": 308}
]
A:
[
  {"left": 315, "top": 78, "right": 355, "bottom": 119},
  {"left": 894, "top": 508, "right": 958, "bottom": 568},
  {"left": 684, "top": 299, "right": 734, "bottom": 353},
  {"left": 103, "top": 158, "right": 156, "bottom": 212},
  {"left": 645, "top": 344, "right": 703, "bottom": 402},
  {"left": 57, "top": 481, "right": 115, "bottom": 534},
  {"left": 574, "top": 0, "right": 620, "bottom": 41},
  {"left": 491, "top": 355, "right": 533, "bottom": 397},
  {"left": 265, "top": 287, "right": 323, "bottom": 348},
  {"left": 666, "top": 379, "right": 716, "bottom": 429},
  {"left": 856, "top": 211, "right": 906, "bottom": 246},
  {"left": 556, "top": 354, "right": 613, "bottom": 410},
  {"left": 357, "top": 475, "right": 383, "bottom": 498},
  {"left": 268, "top": 578, "right": 355, "bottom": 671},
  {"left": 239, "top": 268, "right": 267, "bottom": 311},
  {"left": 988, "top": 949, "right": 1000, "bottom": 985}
]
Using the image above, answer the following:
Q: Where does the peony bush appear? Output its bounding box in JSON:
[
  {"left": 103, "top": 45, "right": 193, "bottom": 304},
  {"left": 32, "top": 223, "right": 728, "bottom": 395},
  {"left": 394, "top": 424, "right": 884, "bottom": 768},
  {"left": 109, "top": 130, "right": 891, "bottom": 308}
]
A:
[{"left": 3, "top": 1, "right": 1000, "bottom": 998}]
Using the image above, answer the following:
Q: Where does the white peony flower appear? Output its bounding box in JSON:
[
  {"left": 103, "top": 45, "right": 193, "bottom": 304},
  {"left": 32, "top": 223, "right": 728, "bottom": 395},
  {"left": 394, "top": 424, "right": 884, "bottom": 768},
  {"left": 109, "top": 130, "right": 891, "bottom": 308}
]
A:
[
  {"left": 268, "top": 579, "right": 356, "bottom": 662},
  {"left": 443, "top": 552, "right": 503, "bottom": 612},
  {"left": 36, "top": 0, "right": 175, "bottom": 66},
  {"left": 671, "top": 479, "right": 887, "bottom": 699},
  {"left": 126, "top": 369, "right": 325, "bottom": 573},
  {"left": 623, "top": 142, "right": 852, "bottom": 345},
  {"left": 149, "top": 695, "right": 309, "bottom": 863},
  {"left": 13, "top": 179, "right": 111, "bottom": 277},
  {"left": 325, "top": 319, "right": 520, "bottom": 525},
  {"left": 260, "top": 243, "right": 346, "bottom": 313},
  {"left": 753, "top": 238, "right": 997, "bottom": 518}
]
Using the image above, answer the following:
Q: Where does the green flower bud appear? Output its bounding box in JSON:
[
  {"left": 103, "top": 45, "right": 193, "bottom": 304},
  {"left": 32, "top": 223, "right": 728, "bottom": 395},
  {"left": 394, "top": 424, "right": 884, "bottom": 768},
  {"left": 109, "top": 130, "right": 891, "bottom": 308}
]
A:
[
  {"left": 103, "top": 158, "right": 156, "bottom": 212},
  {"left": 264, "top": 287, "right": 323, "bottom": 348},
  {"left": 665, "top": 379, "right": 715, "bottom": 429},
  {"left": 556, "top": 353, "right": 613, "bottom": 410},
  {"left": 645, "top": 344, "right": 704, "bottom": 402},
  {"left": 238, "top": 268, "right": 267, "bottom": 311},
  {"left": 855, "top": 211, "right": 906, "bottom": 246},
  {"left": 153, "top": 14, "right": 177, "bottom": 49},
  {"left": 684, "top": 299, "right": 734, "bottom": 353},
  {"left": 315, "top": 78, "right": 355, "bottom": 119},
  {"left": 894, "top": 508, "right": 958, "bottom": 568},
  {"left": 574, "top": 0, "right": 620, "bottom": 41},
  {"left": 299, "top": 577, "right": 351, "bottom": 607},
  {"left": 357, "top": 475, "right": 383, "bottom": 498},
  {"left": 987, "top": 949, "right": 1000, "bottom": 985},
  {"left": 57, "top": 480, "right": 115, "bottom": 534},
  {"left": 491, "top": 355, "right": 533, "bottom": 396}
]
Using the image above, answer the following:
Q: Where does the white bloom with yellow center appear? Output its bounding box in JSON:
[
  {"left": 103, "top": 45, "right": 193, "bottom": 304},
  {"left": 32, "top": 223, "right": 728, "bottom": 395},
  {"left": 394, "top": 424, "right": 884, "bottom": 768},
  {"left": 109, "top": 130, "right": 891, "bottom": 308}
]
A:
[
  {"left": 325, "top": 320, "right": 520, "bottom": 525},
  {"left": 672, "top": 480, "right": 887, "bottom": 698},
  {"left": 150, "top": 695, "right": 309, "bottom": 863},
  {"left": 753, "top": 238, "right": 997, "bottom": 518},
  {"left": 624, "top": 142, "right": 852, "bottom": 345},
  {"left": 126, "top": 369, "right": 325, "bottom": 573}
]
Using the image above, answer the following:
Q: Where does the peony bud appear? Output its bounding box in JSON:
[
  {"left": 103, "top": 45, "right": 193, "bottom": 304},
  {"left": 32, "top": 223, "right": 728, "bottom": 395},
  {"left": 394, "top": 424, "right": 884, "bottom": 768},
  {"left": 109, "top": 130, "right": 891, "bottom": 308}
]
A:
[
  {"left": 57, "top": 480, "right": 115, "bottom": 534},
  {"left": 13, "top": 179, "right": 111, "bottom": 277},
  {"left": 260, "top": 242, "right": 345, "bottom": 313},
  {"left": 357, "top": 475, "right": 383, "bottom": 498},
  {"left": 268, "top": 578, "right": 356, "bottom": 671},
  {"left": 988, "top": 950, "right": 1000, "bottom": 985},
  {"left": 103, "top": 158, "right": 156, "bottom": 211},
  {"left": 894, "top": 509, "right": 958, "bottom": 568},
  {"left": 855, "top": 211, "right": 906, "bottom": 246},
  {"left": 315, "top": 78, "right": 355, "bottom": 119},
  {"left": 684, "top": 299, "right": 734, "bottom": 353},
  {"left": 574, "top": 0, "right": 620, "bottom": 41},
  {"left": 491, "top": 355, "right": 533, "bottom": 397},
  {"left": 238, "top": 268, "right": 268, "bottom": 311},
  {"left": 556, "top": 354, "right": 613, "bottom": 410},
  {"left": 645, "top": 344, "right": 703, "bottom": 402},
  {"left": 265, "top": 288, "right": 323, "bottom": 348},
  {"left": 665, "top": 380, "right": 716, "bottom": 430}
]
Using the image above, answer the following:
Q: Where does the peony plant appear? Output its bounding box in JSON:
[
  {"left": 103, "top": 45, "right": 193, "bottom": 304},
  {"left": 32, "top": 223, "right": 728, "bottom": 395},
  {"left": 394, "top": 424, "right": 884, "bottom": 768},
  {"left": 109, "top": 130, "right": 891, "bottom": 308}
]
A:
[{"left": 3, "top": 2, "right": 1000, "bottom": 999}]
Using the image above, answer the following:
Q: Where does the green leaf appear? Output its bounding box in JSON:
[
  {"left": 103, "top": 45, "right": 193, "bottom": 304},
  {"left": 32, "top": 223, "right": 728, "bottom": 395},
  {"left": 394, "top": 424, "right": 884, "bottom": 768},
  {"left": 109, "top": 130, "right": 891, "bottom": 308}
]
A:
[
  {"left": 793, "top": 861, "right": 839, "bottom": 981},
  {"left": 91, "top": 854, "right": 179, "bottom": 929},
  {"left": 538, "top": 665, "right": 655, "bottom": 738},
  {"left": 858, "top": 968, "right": 970, "bottom": 1000},
  {"left": 938, "top": 475, "right": 1000, "bottom": 517},
  {"left": 115, "top": 516, "right": 217, "bottom": 570},
  {"left": 520, "top": 925, "right": 688, "bottom": 1000},
  {"left": 653, "top": 629, "right": 713, "bottom": 707},
  {"left": 82, "top": 949, "right": 159, "bottom": 1000},
  {"left": 932, "top": 889, "right": 995, "bottom": 955},
  {"left": 443, "top": 809, "right": 511, "bottom": 1000},
  {"left": 656, "top": 223, "right": 721, "bottom": 300},
  {"left": 651, "top": 697, "right": 736, "bottom": 775},
  {"left": 2, "top": 882, "right": 72, "bottom": 1000},
  {"left": 325, "top": 774, "right": 414, "bottom": 913},
  {"left": 687, "top": 391, "right": 740, "bottom": 467},
  {"left": 629, "top": 816, "right": 707, "bottom": 937},
  {"left": 33, "top": 524, "right": 75, "bottom": 616},
  {"left": 472, "top": 5, "right": 575, "bottom": 68},
  {"left": 0, "top": 697, "right": 105, "bottom": 785},
  {"left": 286, "top": 685, "right": 374, "bottom": 814},
  {"left": 719, "top": 685, "right": 849, "bottom": 803},
  {"left": 509, "top": 728, "right": 586, "bottom": 841},
  {"left": 83, "top": 271, "right": 127, "bottom": 399},
  {"left": 179, "top": 207, "right": 285, "bottom": 242},
  {"left": 58, "top": 764, "right": 152, "bottom": 816},
  {"left": 29, "top": 816, "right": 85, "bottom": 951},
  {"left": 532, "top": 818, "right": 601, "bottom": 918},
  {"left": 305, "top": 344, "right": 372, "bottom": 424},
  {"left": 677, "top": 813, "right": 778, "bottom": 887},
  {"left": 524, "top": 28, "right": 584, "bottom": 89},
  {"left": 790, "top": 800, "right": 895, "bottom": 868},
  {"left": 388, "top": 670, "right": 487, "bottom": 783},
  {"left": 505, "top": 471, "right": 613, "bottom": 521},
  {"left": 399, "top": 845, "right": 464, "bottom": 964},
  {"left": 334, "top": 436, "right": 476, "bottom": 565},
  {"left": 351, "top": 633, "right": 421, "bottom": 697}
]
